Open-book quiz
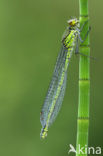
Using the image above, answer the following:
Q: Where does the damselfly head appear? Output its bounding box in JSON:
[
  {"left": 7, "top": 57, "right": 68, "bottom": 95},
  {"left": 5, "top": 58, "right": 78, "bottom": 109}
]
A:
[{"left": 67, "top": 18, "right": 79, "bottom": 27}]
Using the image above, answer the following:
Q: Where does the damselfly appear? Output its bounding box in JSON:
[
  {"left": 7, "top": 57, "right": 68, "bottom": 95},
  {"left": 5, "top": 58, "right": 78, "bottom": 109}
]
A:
[{"left": 40, "top": 18, "right": 82, "bottom": 139}]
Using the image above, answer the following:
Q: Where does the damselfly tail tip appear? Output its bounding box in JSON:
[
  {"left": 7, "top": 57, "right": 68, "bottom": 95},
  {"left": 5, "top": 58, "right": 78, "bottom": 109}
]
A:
[{"left": 40, "top": 127, "right": 48, "bottom": 139}]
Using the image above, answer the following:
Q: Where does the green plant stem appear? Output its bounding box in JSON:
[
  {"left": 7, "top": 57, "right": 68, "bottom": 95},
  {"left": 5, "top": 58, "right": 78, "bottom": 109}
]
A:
[{"left": 76, "top": 0, "right": 90, "bottom": 156}]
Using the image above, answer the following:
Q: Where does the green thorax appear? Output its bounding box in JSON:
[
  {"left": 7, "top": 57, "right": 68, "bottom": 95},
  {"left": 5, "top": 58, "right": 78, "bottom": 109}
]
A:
[{"left": 62, "top": 26, "right": 79, "bottom": 49}]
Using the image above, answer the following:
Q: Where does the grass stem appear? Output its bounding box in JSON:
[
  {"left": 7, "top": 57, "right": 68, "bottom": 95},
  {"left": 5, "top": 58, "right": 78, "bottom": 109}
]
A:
[{"left": 76, "top": 0, "right": 90, "bottom": 155}]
